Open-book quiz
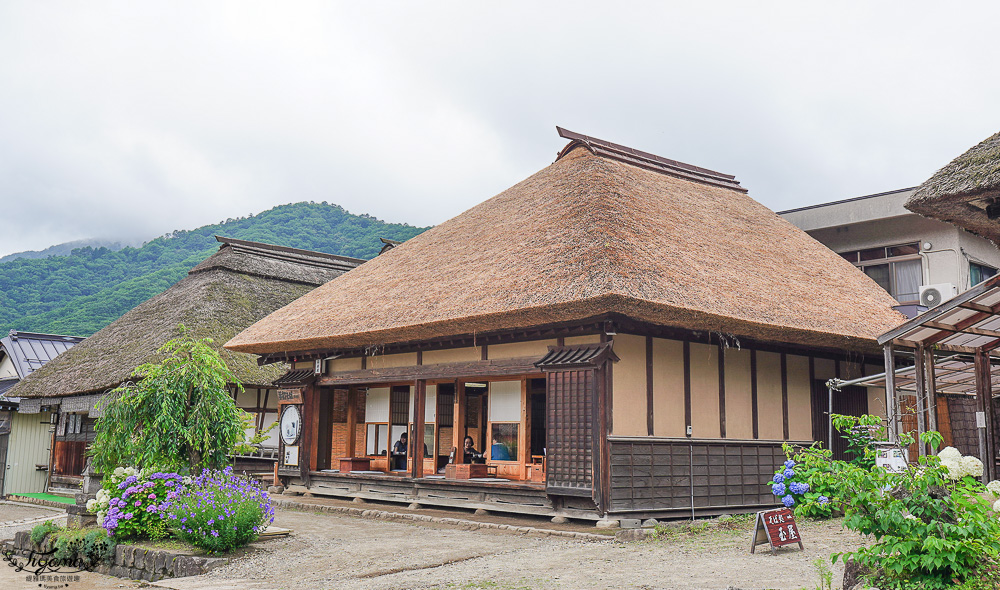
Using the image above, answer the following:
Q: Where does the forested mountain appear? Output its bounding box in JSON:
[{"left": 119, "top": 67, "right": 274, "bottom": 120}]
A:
[
  {"left": 0, "top": 238, "right": 140, "bottom": 264},
  {"left": 0, "top": 202, "right": 428, "bottom": 336}
]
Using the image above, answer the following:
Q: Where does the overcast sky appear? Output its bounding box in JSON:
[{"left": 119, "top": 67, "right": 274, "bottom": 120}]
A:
[{"left": 1, "top": 2, "right": 999, "bottom": 258}]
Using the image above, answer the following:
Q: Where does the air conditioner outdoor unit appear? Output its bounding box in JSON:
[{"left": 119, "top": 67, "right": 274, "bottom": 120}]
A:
[{"left": 919, "top": 283, "right": 958, "bottom": 308}]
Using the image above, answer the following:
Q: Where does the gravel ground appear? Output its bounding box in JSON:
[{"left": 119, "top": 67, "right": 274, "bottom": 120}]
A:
[
  {"left": 156, "top": 508, "right": 864, "bottom": 590},
  {"left": 0, "top": 502, "right": 866, "bottom": 590}
]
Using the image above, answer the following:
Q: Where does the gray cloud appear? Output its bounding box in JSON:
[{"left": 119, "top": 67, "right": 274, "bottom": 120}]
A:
[{"left": 1, "top": 1, "right": 999, "bottom": 257}]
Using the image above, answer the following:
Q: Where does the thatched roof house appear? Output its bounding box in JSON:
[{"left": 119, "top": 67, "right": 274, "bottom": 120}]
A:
[
  {"left": 13, "top": 237, "right": 363, "bottom": 404},
  {"left": 228, "top": 128, "right": 903, "bottom": 358},
  {"left": 10, "top": 236, "right": 364, "bottom": 485},
  {"left": 907, "top": 130, "right": 1000, "bottom": 244},
  {"left": 221, "top": 128, "right": 907, "bottom": 521}
]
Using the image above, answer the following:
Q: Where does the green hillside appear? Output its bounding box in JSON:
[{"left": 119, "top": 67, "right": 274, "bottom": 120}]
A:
[{"left": 0, "top": 202, "right": 428, "bottom": 336}]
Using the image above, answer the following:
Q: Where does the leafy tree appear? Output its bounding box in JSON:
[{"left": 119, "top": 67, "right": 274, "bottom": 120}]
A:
[{"left": 89, "top": 333, "right": 248, "bottom": 473}]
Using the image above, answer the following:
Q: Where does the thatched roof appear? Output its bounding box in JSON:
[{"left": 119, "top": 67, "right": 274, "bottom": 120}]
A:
[
  {"left": 907, "top": 131, "right": 1000, "bottom": 243},
  {"left": 226, "top": 128, "right": 905, "bottom": 358},
  {"left": 12, "top": 237, "right": 362, "bottom": 398}
]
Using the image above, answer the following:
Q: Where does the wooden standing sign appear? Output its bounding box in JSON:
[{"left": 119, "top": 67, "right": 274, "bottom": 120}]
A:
[{"left": 750, "top": 508, "right": 803, "bottom": 554}]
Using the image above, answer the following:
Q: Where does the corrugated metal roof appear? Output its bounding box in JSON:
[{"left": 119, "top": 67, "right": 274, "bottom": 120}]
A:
[
  {"left": 878, "top": 274, "right": 1000, "bottom": 353},
  {"left": 0, "top": 331, "right": 83, "bottom": 379}
]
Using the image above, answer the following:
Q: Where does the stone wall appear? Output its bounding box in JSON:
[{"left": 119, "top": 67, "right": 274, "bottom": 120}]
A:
[{"left": 3, "top": 530, "right": 226, "bottom": 582}]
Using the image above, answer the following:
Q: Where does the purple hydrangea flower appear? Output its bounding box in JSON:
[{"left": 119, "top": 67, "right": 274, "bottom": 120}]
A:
[
  {"left": 783, "top": 468, "right": 795, "bottom": 479},
  {"left": 781, "top": 495, "right": 795, "bottom": 508},
  {"left": 784, "top": 459, "right": 795, "bottom": 469},
  {"left": 772, "top": 482, "right": 786, "bottom": 496},
  {"left": 772, "top": 473, "right": 785, "bottom": 484},
  {"left": 817, "top": 495, "right": 830, "bottom": 505}
]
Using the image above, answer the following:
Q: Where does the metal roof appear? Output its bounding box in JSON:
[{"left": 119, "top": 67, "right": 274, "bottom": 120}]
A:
[
  {"left": 841, "top": 354, "right": 1000, "bottom": 396},
  {"left": 273, "top": 368, "right": 315, "bottom": 387},
  {"left": 879, "top": 273, "right": 1000, "bottom": 353},
  {"left": 0, "top": 331, "right": 83, "bottom": 379}
]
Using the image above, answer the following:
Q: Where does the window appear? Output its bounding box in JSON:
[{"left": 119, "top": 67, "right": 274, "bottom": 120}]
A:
[
  {"left": 971, "top": 262, "right": 998, "bottom": 287},
  {"left": 838, "top": 243, "right": 923, "bottom": 303},
  {"left": 489, "top": 423, "right": 518, "bottom": 461}
]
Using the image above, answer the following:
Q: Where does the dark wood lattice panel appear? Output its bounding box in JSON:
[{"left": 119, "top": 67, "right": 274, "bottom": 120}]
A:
[
  {"left": 610, "top": 440, "right": 786, "bottom": 512},
  {"left": 546, "top": 369, "right": 594, "bottom": 492}
]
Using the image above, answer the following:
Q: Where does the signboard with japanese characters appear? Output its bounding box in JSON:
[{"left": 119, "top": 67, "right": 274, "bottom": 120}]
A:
[
  {"left": 750, "top": 508, "right": 803, "bottom": 554},
  {"left": 874, "top": 444, "right": 908, "bottom": 473}
]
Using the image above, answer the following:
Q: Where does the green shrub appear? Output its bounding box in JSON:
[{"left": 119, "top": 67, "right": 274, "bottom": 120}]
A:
[
  {"left": 53, "top": 529, "right": 86, "bottom": 562},
  {"left": 30, "top": 520, "right": 61, "bottom": 545},
  {"left": 81, "top": 529, "right": 116, "bottom": 564},
  {"left": 770, "top": 443, "right": 842, "bottom": 519},
  {"left": 831, "top": 413, "right": 885, "bottom": 469},
  {"left": 834, "top": 433, "right": 1000, "bottom": 589}
]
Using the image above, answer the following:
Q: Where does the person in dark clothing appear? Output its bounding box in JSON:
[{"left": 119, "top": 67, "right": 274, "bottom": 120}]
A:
[
  {"left": 391, "top": 432, "right": 408, "bottom": 470},
  {"left": 464, "top": 435, "right": 485, "bottom": 464}
]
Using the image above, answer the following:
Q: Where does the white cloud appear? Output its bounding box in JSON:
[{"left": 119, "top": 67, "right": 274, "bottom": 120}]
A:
[{"left": 1, "top": 1, "right": 999, "bottom": 256}]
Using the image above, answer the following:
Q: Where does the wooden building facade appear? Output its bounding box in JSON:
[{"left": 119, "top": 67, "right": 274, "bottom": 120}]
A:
[{"left": 227, "top": 128, "right": 906, "bottom": 520}]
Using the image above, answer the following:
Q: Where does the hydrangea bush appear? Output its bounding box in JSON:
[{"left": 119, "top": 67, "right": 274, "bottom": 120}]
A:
[
  {"left": 833, "top": 432, "right": 1000, "bottom": 589},
  {"left": 769, "top": 444, "right": 838, "bottom": 518},
  {"left": 165, "top": 467, "right": 274, "bottom": 553},
  {"left": 97, "top": 467, "right": 183, "bottom": 540}
]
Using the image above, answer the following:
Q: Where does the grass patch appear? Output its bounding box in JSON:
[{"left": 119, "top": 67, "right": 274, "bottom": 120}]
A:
[{"left": 15, "top": 493, "right": 75, "bottom": 505}]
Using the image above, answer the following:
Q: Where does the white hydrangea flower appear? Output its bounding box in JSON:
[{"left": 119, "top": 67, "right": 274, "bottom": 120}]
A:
[
  {"left": 987, "top": 481, "right": 1000, "bottom": 497},
  {"left": 112, "top": 466, "right": 125, "bottom": 479},
  {"left": 95, "top": 489, "right": 108, "bottom": 502},
  {"left": 938, "top": 446, "right": 963, "bottom": 461},
  {"left": 96, "top": 511, "right": 106, "bottom": 523},
  {"left": 124, "top": 466, "right": 138, "bottom": 477},
  {"left": 960, "top": 456, "right": 985, "bottom": 478},
  {"left": 994, "top": 499, "right": 1000, "bottom": 513},
  {"left": 940, "top": 457, "right": 962, "bottom": 480},
  {"left": 85, "top": 499, "right": 96, "bottom": 512}
]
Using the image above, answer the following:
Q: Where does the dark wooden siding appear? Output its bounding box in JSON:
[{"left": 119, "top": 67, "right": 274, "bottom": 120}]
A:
[
  {"left": 810, "top": 382, "right": 868, "bottom": 461},
  {"left": 609, "top": 438, "right": 786, "bottom": 513},
  {"left": 546, "top": 369, "right": 593, "bottom": 495}
]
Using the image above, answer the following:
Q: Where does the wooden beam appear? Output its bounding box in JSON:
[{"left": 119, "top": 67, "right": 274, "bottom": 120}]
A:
[
  {"left": 346, "top": 387, "right": 357, "bottom": 458},
  {"left": 751, "top": 350, "right": 759, "bottom": 440},
  {"left": 895, "top": 339, "right": 979, "bottom": 354},
  {"left": 645, "top": 336, "right": 653, "bottom": 436},
  {"left": 960, "top": 302, "right": 995, "bottom": 314},
  {"left": 412, "top": 380, "right": 426, "bottom": 479},
  {"left": 683, "top": 341, "right": 691, "bottom": 435},
  {"left": 781, "top": 353, "right": 789, "bottom": 440},
  {"left": 924, "top": 320, "right": 1000, "bottom": 341},
  {"left": 718, "top": 344, "right": 726, "bottom": 439},
  {"left": 975, "top": 349, "right": 993, "bottom": 483},
  {"left": 316, "top": 357, "right": 544, "bottom": 386},
  {"left": 453, "top": 381, "right": 466, "bottom": 464},
  {"left": 925, "top": 348, "right": 938, "bottom": 435},
  {"left": 914, "top": 344, "right": 927, "bottom": 457}
]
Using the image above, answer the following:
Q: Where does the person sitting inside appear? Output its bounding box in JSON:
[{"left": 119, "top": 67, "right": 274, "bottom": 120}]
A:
[
  {"left": 463, "top": 435, "right": 485, "bottom": 464},
  {"left": 491, "top": 437, "right": 512, "bottom": 461},
  {"left": 391, "top": 432, "right": 408, "bottom": 470}
]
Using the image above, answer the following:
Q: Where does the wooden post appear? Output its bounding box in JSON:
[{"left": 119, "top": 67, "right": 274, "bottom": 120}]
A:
[
  {"left": 914, "top": 344, "right": 927, "bottom": 457},
  {"left": 453, "top": 381, "right": 465, "bottom": 463},
  {"left": 884, "top": 343, "right": 898, "bottom": 440},
  {"left": 980, "top": 349, "right": 997, "bottom": 482},
  {"left": 412, "top": 380, "right": 426, "bottom": 479},
  {"left": 519, "top": 378, "right": 529, "bottom": 479},
  {"left": 925, "top": 347, "right": 938, "bottom": 435},
  {"left": 346, "top": 387, "right": 357, "bottom": 458},
  {"left": 975, "top": 349, "right": 991, "bottom": 481}
]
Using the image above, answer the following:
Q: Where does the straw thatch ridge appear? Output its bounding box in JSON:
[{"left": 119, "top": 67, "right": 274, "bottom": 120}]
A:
[
  {"left": 907, "top": 131, "right": 1000, "bottom": 243},
  {"left": 11, "top": 238, "right": 362, "bottom": 399},
  {"left": 226, "top": 135, "right": 904, "bottom": 358}
]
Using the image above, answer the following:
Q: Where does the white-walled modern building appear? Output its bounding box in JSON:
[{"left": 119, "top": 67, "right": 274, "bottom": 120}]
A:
[{"left": 781, "top": 188, "right": 1000, "bottom": 317}]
